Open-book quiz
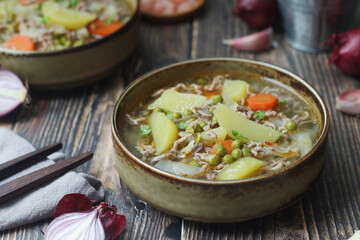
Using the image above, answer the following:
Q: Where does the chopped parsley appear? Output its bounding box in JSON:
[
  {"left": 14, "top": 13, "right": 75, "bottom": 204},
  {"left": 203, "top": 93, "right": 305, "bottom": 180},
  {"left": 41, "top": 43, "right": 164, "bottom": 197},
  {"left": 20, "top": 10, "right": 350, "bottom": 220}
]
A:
[
  {"left": 254, "top": 110, "right": 265, "bottom": 120},
  {"left": 166, "top": 113, "right": 174, "bottom": 120},
  {"left": 104, "top": 16, "right": 114, "bottom": 24},
  {"left": 139, "top": 124, "right": 151, "bottom": 136},
  {"left": 276, "top": 129, "right": 284, "bottom": 136},
  {"left": 69, "top": 0, "right": 79, "bottom": 7},
  {"left": 231, "top": 130, "right": 248, "bottom": 141},
  {"left": 40, "top": 16, "right": 50, "bottom": 24},
  {"left": 176, "top": 121, "right": 189, "bottom": 130}
]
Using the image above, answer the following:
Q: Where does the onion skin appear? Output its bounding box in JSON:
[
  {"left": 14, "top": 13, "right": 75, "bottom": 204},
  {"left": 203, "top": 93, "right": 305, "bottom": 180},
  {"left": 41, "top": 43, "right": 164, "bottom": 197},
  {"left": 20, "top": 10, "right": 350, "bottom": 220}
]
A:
[
  {"left": 232, "top": 0, "right": 280, "bottom": 29},
  {"left": 44, "top": 194, "right": 126, "bottom": 240},
  {"left": 0, "top": 69, "right": 27, "bottom": 117},
  {"left": 324, "top": 28, "right": 360, "bottom": 76},
  {"left": 222, "top": 27, "right": 273, "bottom": 51},
  {"left": 335, "top": 89, "right": 360, "bottom": 115}
]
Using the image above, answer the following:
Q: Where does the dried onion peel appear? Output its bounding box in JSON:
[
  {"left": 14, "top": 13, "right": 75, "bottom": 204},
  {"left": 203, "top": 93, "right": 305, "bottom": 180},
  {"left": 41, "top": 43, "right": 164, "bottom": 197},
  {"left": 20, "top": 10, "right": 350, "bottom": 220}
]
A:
[
  {"left": 335, "top": 89, "right": 360, "bottom": 115},
  {"left": 232, "top": 0, "right": 280, "bottom": 29},
  {"left": 43, "top": 194, "right": 126, "bottom": 240},
  {"left": 222, "top": 27, "right": 274, "bottom": 51},
  {"left": 324, "top": 28, "right": 360, "bottom": 76},
  {"left": 0, "top": 69, "right": 27, "bottom": 117}
]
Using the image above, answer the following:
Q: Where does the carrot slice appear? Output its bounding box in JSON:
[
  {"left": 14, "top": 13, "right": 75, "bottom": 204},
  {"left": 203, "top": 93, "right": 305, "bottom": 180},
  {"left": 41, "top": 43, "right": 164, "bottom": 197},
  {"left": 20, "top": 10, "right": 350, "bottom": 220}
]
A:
[
  {"left": 245, "top": 93, "right": 277, "bottom": 111},
  {"left": 4, "top": 35, "right": 35, "bottom": 51},
  {"left": 202, "top": 91, "right": 217, "bottom": 100},
  {"left": 87, "top": 19, "right": 123, "bottom": 37},
  {"left": 19, "top": 0, "right": 45, "bottom": 6},
  {"left": 211, "top": 140, "right": 233, "bottom": 155}
]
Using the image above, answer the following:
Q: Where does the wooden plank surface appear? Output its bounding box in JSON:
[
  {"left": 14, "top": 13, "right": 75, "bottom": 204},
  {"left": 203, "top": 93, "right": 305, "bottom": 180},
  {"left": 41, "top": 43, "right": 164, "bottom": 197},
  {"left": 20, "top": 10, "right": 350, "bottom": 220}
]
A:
[{"left": 1, "top": 0, "right": 360, "bottom": 239}]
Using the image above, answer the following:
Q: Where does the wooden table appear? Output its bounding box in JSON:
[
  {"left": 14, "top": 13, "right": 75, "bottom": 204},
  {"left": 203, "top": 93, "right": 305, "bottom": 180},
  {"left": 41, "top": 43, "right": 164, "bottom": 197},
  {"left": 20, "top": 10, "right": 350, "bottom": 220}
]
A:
[{"left": 1, "top": 1, "right": 360, "bottom": 239}]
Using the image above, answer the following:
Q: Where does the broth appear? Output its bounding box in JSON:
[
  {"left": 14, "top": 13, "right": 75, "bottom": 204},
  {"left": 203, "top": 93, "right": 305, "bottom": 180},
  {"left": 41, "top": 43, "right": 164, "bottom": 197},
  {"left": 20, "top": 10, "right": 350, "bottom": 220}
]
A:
[{"left": 124, "top": 74, "right": 320, "bottom": 180}]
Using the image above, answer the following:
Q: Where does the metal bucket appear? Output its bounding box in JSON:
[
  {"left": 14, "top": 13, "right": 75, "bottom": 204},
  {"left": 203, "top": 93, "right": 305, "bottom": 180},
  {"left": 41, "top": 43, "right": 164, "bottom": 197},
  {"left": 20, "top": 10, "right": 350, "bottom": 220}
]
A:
[{"left": 278, "top": 0, "right": 359, "bottom": 53}]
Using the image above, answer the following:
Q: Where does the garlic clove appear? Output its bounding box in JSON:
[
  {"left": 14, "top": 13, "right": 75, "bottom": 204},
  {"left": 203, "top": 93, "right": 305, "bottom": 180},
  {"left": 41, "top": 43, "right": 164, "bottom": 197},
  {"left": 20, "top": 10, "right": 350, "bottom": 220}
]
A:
[
  {"left": 335, "top": 89, "right": 360, "bottom": 115},
  {"left": 0, "top": 69, "right": 28, "bottom": 117},
  {"left": 222, "top": 27, "right": 274, "bottom": 52}
]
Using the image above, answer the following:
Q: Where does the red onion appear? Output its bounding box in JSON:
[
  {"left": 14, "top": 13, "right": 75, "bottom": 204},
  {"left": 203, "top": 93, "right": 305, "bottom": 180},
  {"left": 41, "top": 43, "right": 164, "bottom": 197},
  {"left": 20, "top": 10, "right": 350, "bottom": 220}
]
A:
[
  {"left": 324, "top": 28, "right": 360, "bottom": 76},
  {"left": 43, "top": 194, "right": 126, "bottom": 240},
  {"left": 222, "top": 27, "right": 274, "bottom": 51},
  {"left": 335, "top": 89, "right": 360, "bottom": 115},
  {"left": 232, "top": 0, "right": 280, "bottom": 29},
  {"left": 0, "top": 68, "right": 27, "bottom": 117}
]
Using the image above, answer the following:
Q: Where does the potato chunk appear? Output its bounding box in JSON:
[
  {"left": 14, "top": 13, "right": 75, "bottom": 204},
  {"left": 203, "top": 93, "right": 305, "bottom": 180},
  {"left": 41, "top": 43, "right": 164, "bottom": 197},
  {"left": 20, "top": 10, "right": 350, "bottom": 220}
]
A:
[
  {"left": 148, "top": 89, "right": 206, "bottom": 114},
  {"left": 42, "top": 2, "right": 96, "bottom": 30},
  {"left": 149, "top": 112, "right": 178, "bottom": 154},
  {"left": 213, "top": 104, "right": 281, "bottom": 142},
  {"left": 221, "top": 79, "right": 249, "bottom": 103},
  {"left": 216, "top": 157, "right": 267, "bottom": 180},
  {"left": 200, "top": 127, "right": 227, "bottom": 146}
]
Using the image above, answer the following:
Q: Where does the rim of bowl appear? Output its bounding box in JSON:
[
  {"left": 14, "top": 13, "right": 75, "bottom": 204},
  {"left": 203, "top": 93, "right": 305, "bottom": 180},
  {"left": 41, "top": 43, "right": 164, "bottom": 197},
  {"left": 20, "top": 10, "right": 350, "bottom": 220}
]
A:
[
  {"left": 0, "top": 0, "right": 139, "bottom": 57},
  {"left": 112, "top": 57, "right": 330, "bottom": 186}
]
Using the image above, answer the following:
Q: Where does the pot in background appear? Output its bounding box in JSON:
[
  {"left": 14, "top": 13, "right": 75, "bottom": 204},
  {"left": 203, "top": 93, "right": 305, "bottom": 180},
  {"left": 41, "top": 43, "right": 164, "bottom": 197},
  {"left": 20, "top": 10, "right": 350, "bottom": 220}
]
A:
[
  {"left": 0, "top": 0, "right": 140, "bottom": 89},
  {"left": 278, "top": 0, "right": 359, "bottom": 53}
]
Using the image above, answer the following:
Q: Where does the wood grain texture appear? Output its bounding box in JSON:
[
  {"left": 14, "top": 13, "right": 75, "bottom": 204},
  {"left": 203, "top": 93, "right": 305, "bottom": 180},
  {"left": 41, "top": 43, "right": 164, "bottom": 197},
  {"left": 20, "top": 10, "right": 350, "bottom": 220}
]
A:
[{"left": 1, "top": 0, "right": 360, "bottom": 239}]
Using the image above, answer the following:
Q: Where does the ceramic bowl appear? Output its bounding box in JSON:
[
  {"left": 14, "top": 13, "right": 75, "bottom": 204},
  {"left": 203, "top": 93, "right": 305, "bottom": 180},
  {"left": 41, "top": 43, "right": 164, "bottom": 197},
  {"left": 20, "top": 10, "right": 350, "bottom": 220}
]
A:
[
  {"left": 0, "top": 0, "right": 139, "bottom": 89},
  {"left": 111, "top": 58, "right": 329, "bottom": 222}
]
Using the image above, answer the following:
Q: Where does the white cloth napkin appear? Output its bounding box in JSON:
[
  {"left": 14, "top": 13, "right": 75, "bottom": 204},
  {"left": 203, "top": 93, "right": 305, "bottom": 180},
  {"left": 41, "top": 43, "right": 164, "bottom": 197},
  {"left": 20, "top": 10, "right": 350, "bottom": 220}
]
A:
[{"left": 0, "top": 128, "right": 104, "bottom": 231}]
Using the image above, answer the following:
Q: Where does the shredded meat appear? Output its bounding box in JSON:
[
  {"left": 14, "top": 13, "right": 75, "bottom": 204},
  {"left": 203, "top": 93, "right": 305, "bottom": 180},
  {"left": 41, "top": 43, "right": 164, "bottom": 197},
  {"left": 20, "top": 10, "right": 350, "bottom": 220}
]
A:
[
  {"left": 189, "top": 142, "right": 204, "bottom": 155},
  {"left": 204, "top": 130, "right": 217, "bottom": 139},
  {"left": 150, "top": 152, "right": 175, "bottom": 164},
  {"left": 205, "top": 75, "right": 224, "bottom": 91},
  {"left": 171, "top": 132, "right": 193, "bottom": 152},
  {"left": 192, "top": 106, "right": 212, "bottom": 118},
  {"left": 126, "top": 114, "right": 146, "bottom": 125},
  {"left": 136, "top": 145, "right": 155, "bottom": 160}
]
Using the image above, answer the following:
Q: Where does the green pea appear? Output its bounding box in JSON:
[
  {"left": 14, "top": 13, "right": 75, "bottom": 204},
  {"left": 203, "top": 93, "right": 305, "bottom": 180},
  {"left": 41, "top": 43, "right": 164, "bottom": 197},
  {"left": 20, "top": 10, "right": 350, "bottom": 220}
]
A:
[
  {"left": 60, "top": 36, "right": 68, "bottom": 44},
  {"left": 73, "top": 40, "right": 83, "bottom": 47},
  {"left": 200, "top": 122, "right": 207, "bottom": 128},
  {"left": 188, "top": 118, "right": 196, "bottom": 123},
  {"left": 33, "top": 3, "right": 41, "bottom": 10},
  {"left": 195, "top": 133, "right": 201, "bottom": 142},
  {"left": 211, "top": 116, "right": 217, "bottom": 122},
  {"left": 55, "top": 45, "right": 65, "bottom": 50},
  {"left": 7, "top": 12, "right": 14, "bottom": 23},
  {"left": 285, "top": 120, "right": 297, "bottom": 131},
  {"left": 63, "top": 40, "right": 72, "bottom": 48},
  {"left": 53, "top": 32, "right": 62, "bottom": 38},
  {"left": 207, "top": 154, "right": 220, "bottom": 165},
  {"left": 231, "top": 149, "right": 242, "bottom": 159},
  {"left": 242, "top": 148, "right": 251, "bottom": 157},
  {"left": 54, "top": 39, "right": 61, "bottom": 46},
  {"left": 196, "top": 78, "right": 206, "bottom": 85},
  {"left": 173, "top": 112, "right": 182, "bottom": 119},
  {"left": 190, "top": 160, "right": 200, "bottom": 167},
  {"left": 153, "top": 107, "right": 163, "bottom": 112},
  {"left": 211, "top": 94, "right": 223, "bottom": 104},
  {"left": 184, "top": 109, "right": 194, "bottom": 116},
  {"left": 223, "top": 154, "right": 234, "bottom": 164},
  {"left": 209, "top": 106, "right": 215, "bottom": 114},
  {"left": 186, "top": 126, "right": 194, "bottom": 134},
  {"left": 193, "top": 123, "right": 203, "bottom": 133},
  {"left": 215, "top": 144, "right": 227, "bottom": 157},
  {"left": 232, "top": 140, "right": 243, "bottom": 149}
]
